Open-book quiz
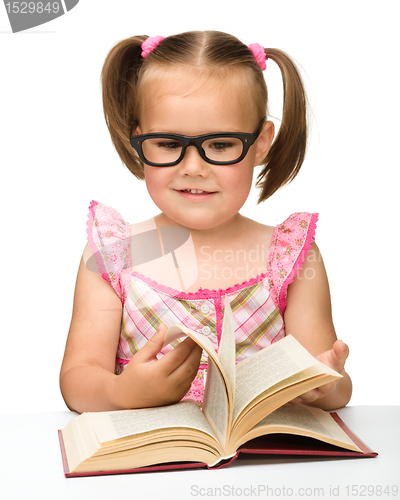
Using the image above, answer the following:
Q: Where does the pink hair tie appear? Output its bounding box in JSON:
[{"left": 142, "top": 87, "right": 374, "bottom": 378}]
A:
[
  {"left": 248, "top": 43, "right": 267, "bottom": 71},
  {"left": 141, "top": 35, "right": 165, "bottom": 58}
]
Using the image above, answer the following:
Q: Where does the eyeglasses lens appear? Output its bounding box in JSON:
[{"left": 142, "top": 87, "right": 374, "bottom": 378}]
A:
[
  {"left": 141, "top": 137, "right": 244, "bottom": 165},
  {"left": 142, "top": 138, "right": 182, "bottom": 164}
]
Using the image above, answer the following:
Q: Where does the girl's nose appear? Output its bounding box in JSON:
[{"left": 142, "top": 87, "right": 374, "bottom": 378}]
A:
[{"left": 178, "top": 145, "right": 210, "bottom": 176}]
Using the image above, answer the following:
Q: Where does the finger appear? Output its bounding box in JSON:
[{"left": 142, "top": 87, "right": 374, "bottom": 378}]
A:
[
  {"left": 289, "top": 391, "right": 319, "bottom": 405},
  {"left": 291, "top": 380, "right": 337, "bottom": 405},
  {"left": 136, "top": 324, "right": 168, "bottom": 362},
  {"left": 316, "top": 380, "right": 336, "bottom": 395},
  {"left": 157, "top": 337, "right": 200, "bottom": 375},
  {"left": 296, "top": 389, "right": 321, "bottom": 403},
  {"left": 317, "top": 340, "right": 349, "bottom": 374},
  {"left": 289, "top": 397, "right": 305, "bottom": 404},
  {"left": 169, "top": 344, "right": 202, "bottom": 383},
  {"left": 327, "top": 340, "right": 349, "bottom": 373},
  {"left": 333, "top": 340, "right": 349, "bottom": 362}
]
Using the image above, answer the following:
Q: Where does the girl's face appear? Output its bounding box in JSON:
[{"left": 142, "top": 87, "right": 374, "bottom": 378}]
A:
[{"left": 137, "top": 70, "right": 274, "bottom": 232}]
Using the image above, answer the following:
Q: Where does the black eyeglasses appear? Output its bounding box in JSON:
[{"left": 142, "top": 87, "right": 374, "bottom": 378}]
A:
[{"left": 129, "top": 119, "right": 265, "bottom": 167}]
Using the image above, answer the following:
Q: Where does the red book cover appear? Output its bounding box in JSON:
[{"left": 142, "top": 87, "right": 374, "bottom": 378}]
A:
[{"left": 59, "top": 412, "right": 377, "bottom": 478}]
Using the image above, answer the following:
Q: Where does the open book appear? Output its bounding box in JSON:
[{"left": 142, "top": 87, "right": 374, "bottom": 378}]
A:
[{"left": 59, "top": 300, "right": 377, "bottom": 477}]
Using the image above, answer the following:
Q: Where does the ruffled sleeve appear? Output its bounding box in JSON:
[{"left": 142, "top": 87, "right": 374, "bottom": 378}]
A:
[
  {"left": 267, "top": 212, "right": 319, "bottom": 317},
  {"left": 86, "top": 200, "right": 132, "bottom": 302}
]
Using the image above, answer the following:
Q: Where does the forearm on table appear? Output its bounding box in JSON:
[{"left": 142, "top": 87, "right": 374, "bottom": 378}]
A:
[{"left": 60, "top": 364, "right": 123, "bottom": 413}]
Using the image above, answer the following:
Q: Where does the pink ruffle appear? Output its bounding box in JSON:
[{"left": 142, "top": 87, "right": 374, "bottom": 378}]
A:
[
  {"left": 278, "top": 213, "right": 319, "bottom": 314},
  {"left": 267, "top": 212, "right": 319, "bottom": 316},
  {"left": 86, "top": 200, "right": 132, "bottom": 303},
  {"left": 86, "top": 200, "right": 110, "bottom": 284},
  {"left": 131, "top": 270, "right": 268, "bottom": 301}
]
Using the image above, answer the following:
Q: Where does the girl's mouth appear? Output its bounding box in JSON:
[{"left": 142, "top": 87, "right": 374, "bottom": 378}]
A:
[
  {"left": 177, "top": 189, "right": 217, "bottom": 200},
  {"left": 180, "top": 189, "right": 213, "bottom": 194}
]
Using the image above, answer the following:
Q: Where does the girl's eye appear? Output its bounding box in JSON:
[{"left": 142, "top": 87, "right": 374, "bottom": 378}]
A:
[
  {"left": 157, "top": 141, "right": 182, "bottom": 151},
  {"left": 209, "top": 141, "right": 234, "bottom": 152}
]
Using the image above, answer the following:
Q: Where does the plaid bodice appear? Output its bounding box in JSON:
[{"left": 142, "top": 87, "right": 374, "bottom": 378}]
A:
[{"left": 86, "top": 201, "right": 318, "bottom": 406}]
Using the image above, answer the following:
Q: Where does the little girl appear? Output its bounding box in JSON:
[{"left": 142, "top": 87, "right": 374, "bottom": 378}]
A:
[{"left": 60, "top": 31, "right": 352, "bottom": 414}]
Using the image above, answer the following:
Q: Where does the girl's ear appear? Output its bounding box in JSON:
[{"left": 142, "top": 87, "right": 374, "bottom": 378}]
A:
[
  {"left": 254, "top": 121, "right": 275, "bottom": 166},
  {"left": 135, "top": 125, "right": 142, "bottom": 135}
]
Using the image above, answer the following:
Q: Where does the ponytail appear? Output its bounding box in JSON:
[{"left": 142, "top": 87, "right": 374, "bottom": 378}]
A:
[
  {"left": 100, "top": 35, "right": 147, "bottom": 180},
  {"left": 256, "top": 48, "right": 308, "bottom": 203}
]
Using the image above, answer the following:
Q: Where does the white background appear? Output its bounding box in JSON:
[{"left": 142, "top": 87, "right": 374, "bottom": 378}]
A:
[{"left": 0, "top": 1, "right": 398, "bottom": 414}]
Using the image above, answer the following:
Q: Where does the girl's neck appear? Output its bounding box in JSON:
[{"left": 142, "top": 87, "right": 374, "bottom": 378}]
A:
[{"left": 154, "top": 211, "right": 249, "bottom": 248}]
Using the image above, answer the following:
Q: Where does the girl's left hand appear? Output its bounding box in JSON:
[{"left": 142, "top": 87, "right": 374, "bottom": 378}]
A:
[{"left": 289, "top": 339, "right": 349, "bottom": 405}]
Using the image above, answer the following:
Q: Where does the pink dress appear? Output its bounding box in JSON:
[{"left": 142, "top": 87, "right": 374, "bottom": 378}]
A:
[{"left": 86, "top": 200, "right": 318, "bottom": 406}]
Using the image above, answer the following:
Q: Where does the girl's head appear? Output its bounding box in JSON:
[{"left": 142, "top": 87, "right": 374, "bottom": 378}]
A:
[{"left": 101, "top": 31, "right": 308, "bottom": 204}]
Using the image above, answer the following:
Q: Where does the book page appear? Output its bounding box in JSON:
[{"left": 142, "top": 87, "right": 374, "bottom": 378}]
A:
[
  {"left": 202, "top": 359, "right": 229, "bottom": 447},
  {"left": 85, "top": 400, "right": 217, "bottom": 444},
  {"left": 232, "top": 335, "right": 323, "bottom": 422},
  {"left": 251, "top": 405, "right": 361, "bottom": 450},
  {"left": 201, "top": 298, "right": 237, "bottom": 450},
  {"left": 217, "top": 298, "right": 236, "bottom": 398}
]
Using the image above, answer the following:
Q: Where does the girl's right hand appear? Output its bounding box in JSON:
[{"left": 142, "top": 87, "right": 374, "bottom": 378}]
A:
[{"left": 112, "top": 323, "right": 203, "bottom": 409}]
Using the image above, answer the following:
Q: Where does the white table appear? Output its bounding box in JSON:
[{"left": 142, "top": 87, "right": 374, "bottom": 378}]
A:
[{"left": 0, "top": 406, "right": 399, "bottom": 500}]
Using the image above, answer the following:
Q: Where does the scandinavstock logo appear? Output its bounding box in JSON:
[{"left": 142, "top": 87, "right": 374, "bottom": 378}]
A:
[{"left": 3, "top": 0, "right": 79, "bottom": 33}]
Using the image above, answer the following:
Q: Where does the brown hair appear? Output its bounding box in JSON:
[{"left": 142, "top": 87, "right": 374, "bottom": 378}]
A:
[{"left": 100, "top": 31, "right": 308, "bottom": 203}]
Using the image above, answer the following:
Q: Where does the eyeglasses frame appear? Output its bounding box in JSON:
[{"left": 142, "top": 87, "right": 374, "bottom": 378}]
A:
[{"left": 129, "top": 119, "right": 266, "bottom": 167}]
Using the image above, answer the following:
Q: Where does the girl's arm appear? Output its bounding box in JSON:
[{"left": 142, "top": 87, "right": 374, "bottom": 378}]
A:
[
  {"left": 60, "top": 253, "right": 202, "bottom": 413},
  {"left": 283, "top": 242, "right": 352, "bottom": 410}
]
